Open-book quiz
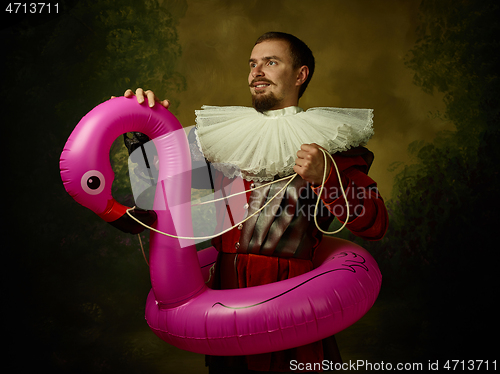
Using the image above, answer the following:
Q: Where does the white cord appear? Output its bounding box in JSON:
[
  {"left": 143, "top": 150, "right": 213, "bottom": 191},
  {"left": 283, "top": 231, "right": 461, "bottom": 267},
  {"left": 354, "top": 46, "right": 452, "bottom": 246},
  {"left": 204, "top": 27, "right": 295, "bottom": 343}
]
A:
[
  {"left": 191, "top": 174, "right": 295, "bottom": 207},
  {"left": 126, "top": 148, "right": 349, "bottom": 239},
  {"left": 127, "top": 174, "right": 297, "bottom": 240},
  {"left": 313, "top": 150, "right": 349, "bottom": 234}
]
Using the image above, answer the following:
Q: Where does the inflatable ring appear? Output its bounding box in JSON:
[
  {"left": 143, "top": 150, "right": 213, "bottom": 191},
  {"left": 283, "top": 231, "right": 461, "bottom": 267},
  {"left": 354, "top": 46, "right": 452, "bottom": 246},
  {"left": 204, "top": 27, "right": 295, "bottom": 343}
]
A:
[{"left": 60, "top": 97, "right": 382, "bottom": 355}]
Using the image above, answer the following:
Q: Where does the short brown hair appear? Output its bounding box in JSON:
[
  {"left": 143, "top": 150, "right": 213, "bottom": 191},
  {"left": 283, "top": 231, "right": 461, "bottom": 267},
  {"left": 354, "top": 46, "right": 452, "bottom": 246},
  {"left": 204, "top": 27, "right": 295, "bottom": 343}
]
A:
[{"left": 255, "top": 32, "right": 315, "bottom": 98}]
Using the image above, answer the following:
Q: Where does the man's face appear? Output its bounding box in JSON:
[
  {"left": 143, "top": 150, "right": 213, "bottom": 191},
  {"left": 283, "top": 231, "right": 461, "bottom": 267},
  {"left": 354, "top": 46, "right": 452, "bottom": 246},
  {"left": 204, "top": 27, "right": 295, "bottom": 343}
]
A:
[{"left": 248, "top": 39, "right": 302, "bottom": 112}]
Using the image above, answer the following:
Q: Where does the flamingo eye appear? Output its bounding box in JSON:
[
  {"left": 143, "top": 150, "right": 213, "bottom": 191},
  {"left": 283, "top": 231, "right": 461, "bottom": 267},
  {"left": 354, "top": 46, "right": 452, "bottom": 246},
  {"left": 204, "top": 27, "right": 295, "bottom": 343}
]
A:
[
  {"left": 81, "top": 170, "right": 105, "bottom": 195},
  {"left": 87, "top": 176, "right": 100, "bottom": 189}
]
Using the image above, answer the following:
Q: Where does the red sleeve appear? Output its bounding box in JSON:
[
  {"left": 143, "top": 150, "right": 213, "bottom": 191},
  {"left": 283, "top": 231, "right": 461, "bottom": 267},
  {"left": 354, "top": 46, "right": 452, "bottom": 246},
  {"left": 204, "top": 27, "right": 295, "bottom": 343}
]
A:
[{"left": 311, "top": 153, "right": 389, "bottom": 241}]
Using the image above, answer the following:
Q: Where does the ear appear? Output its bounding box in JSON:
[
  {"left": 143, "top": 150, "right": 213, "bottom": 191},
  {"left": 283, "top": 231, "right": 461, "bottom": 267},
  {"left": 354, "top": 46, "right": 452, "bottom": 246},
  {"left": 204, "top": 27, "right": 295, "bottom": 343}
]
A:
[{"left": 295, "top": 65, "right": 309, "bottom": 86}]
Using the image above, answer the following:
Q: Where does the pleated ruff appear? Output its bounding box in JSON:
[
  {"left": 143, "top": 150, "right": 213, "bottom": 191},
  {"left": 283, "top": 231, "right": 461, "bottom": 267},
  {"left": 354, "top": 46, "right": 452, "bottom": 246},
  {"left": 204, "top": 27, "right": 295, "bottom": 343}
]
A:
[{"left": 195, "top": 106, "right": 374, "bottom": 182}]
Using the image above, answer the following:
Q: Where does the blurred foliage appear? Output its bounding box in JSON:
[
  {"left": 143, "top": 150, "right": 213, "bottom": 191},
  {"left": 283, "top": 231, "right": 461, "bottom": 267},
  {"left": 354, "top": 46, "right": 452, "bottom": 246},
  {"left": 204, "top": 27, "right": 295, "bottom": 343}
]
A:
[
  {"left": 3, "top": 0, "right": 190, "bottom": 372},
  {"left": 360, "top": 0, "right": 499, "bottom": 360},
  {"left": 406, "top": 0, "right": 499, "bottom": 148}
]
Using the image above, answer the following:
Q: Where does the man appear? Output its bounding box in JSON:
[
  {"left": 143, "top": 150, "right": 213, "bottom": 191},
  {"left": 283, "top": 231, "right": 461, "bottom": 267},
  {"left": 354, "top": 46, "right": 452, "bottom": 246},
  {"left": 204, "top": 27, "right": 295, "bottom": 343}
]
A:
[{"left": 123, "top": 32, "right": 388, "bottom": 373}]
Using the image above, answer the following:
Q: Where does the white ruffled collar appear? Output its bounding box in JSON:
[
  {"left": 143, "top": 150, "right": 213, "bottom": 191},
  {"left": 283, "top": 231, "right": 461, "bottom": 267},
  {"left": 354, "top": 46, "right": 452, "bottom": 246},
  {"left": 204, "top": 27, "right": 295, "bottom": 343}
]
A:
[{"left": 194, "top": 105, "right": 374, "bottom": 181}]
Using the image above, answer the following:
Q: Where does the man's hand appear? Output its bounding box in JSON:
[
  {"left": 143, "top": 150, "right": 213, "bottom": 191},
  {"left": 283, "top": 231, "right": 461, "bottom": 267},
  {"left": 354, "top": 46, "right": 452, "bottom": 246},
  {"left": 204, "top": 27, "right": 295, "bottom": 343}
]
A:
[
  {"left": 111, "top": 88, "right": 170, "bottom": 109},
  {"left": 293, "top": 143, "right": 332, "bottom": 186}
]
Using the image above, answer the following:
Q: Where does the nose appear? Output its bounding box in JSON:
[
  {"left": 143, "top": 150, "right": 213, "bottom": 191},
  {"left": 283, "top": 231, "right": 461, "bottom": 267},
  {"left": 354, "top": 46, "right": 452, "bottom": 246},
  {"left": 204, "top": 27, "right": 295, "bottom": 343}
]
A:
[{"left": 251, "top": 64, "right": 264, "bottom": 78}]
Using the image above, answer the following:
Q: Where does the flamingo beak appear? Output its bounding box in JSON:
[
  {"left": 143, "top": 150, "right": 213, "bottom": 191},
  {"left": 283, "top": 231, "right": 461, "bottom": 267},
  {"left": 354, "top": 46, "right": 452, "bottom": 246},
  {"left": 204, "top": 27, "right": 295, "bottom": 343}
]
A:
[{"left": 98, "top": 199, "right": 157, "bottom": 234}]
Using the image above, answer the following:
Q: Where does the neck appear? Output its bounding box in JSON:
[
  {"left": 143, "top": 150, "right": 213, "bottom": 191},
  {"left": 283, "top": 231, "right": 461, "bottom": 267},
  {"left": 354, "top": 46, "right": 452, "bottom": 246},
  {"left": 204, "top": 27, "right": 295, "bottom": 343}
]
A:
[{"left": 262, "top": 106, "right": 303, "bottom": 117}]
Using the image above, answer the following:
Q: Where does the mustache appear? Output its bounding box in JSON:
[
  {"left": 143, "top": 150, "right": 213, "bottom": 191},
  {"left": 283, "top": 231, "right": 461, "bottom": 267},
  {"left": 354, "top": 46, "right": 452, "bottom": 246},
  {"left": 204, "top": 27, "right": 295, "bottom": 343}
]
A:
[{"left": 249, "top": 78, "right": 275, "bottom": 87}]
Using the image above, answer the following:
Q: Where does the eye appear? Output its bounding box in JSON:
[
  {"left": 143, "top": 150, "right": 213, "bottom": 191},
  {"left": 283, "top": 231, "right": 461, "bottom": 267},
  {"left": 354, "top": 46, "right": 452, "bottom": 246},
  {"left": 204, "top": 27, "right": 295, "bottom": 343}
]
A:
[
  {"left": 81, "top": 170, "right": 105, "bottom": 195},
  {"left": 268, "top": 60, "right": 277, "bottom": 66},
  {"left": 87, "top": 177, "right": 101, "bottom": 189}
]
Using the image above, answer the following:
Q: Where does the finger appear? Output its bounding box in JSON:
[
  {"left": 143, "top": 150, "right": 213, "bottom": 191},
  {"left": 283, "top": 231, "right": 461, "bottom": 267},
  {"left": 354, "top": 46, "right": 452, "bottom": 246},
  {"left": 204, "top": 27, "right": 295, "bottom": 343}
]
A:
[
  {"left": 311, "top": 142, "right": 327, "bottom": 151},
  {"left": 136, "top": 88, "right": 145, "bottom": 104},
  {"left": 300, "top": 143, "right": 316, "bottom": 152},
  {"left": 124, "top": 89, "right": 134, "bottom": 97},
  {"left": 304, "top": 145, "right": 324, "bottom": 160},
  {"left": 296, "top": 149, "right": 310, "bottom": 160},
  {"left": 294, "top": 157, "right": 305, "bottom": 167},
  {"left": 161, "top": 99, "right": 171, "bottom": 109},
  {"left": 295, "top": 157, "right": 312, "bottom": 169},
  {"left": 145, "top": 90, "right": 156, "bottom": 107},
  {"left": 301, "top": 143, "right": 326, "bottom": 157},
  {"left": 110, "top": 95, "right": 116, "bottom": 99},
  {"left": 293, "top": 164, "right": 303, "bottom": 175},
  {"left": 293, "top": 164, "right": 313, "bottom": 184}
]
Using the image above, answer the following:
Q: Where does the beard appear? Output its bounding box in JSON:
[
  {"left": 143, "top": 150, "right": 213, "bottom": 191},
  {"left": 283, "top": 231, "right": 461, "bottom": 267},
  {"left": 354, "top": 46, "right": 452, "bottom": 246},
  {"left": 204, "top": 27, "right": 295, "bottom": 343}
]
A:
[{"left": 252, "top": 91, "right": 281, "bottom": 112}]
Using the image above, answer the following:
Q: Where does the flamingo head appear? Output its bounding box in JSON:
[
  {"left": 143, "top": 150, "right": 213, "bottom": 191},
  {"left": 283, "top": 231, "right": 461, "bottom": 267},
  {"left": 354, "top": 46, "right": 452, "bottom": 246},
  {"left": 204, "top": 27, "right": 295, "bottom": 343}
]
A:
[{"left": 60, "top": 97, "right": 160, "bottom": 234}]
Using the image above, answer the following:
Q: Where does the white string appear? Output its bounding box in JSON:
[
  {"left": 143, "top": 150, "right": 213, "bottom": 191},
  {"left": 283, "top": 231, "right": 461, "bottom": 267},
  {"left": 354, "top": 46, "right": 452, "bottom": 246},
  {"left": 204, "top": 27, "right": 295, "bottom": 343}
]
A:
[
  {"left": 191, "top": 174, "right": 294, "bottom": 207},
  {"left": 126, "top": 149, "right": 349, "bottom": 239},
  {"left": 127, "top": 174, "right": 297, "bottom": 240},
  {"left": 313, "top": 150, "right": 350, "bottom": 234},
  {"left": 137, "top": 233, "right": 149, "bottom": 265}
]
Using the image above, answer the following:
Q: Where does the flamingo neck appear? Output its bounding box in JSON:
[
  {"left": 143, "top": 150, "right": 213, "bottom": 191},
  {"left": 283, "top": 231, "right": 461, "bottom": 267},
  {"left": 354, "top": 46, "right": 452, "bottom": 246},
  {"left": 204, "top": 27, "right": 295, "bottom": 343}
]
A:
[{"left": 148, "top": 131, "right": 206, "bottom": 307}]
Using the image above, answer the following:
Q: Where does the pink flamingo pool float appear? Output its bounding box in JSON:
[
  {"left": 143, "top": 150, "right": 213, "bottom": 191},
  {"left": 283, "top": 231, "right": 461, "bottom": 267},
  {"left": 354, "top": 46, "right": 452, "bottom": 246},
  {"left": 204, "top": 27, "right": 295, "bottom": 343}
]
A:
[{"left": 60, "top": 97, "right": 382, "bottom": 355}]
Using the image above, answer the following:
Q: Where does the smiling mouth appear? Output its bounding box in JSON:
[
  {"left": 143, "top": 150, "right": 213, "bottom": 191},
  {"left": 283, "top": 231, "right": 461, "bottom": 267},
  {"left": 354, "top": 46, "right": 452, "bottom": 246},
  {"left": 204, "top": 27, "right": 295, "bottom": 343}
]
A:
[
  {"left": 251, "top": 83, "right": 272, "bottom": 94},
  {"left": 250, "top": 79, "right": 274, "bottom": 89}
]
